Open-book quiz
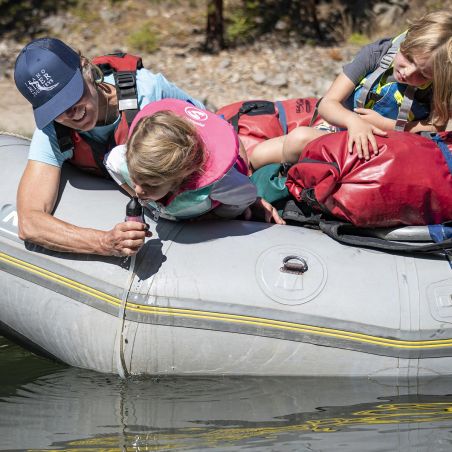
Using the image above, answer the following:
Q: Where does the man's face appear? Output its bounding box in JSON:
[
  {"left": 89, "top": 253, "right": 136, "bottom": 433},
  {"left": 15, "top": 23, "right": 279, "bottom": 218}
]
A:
[{"left": 55, "top": 80, "right": 100, "bottom": 131}]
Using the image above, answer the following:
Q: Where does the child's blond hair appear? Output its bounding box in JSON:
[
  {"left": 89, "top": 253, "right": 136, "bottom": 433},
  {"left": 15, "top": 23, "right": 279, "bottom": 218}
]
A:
[
  {"left": 401, "top": 10, "right": 452, "bottom": 126},
  {"left": 126, "top": 111, "right": 206, "bottom": 187}
]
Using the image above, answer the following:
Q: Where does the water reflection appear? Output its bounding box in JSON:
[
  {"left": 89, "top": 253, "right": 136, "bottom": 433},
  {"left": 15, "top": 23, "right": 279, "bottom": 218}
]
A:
[{"left": 1, "top": 336, "right": 452, "bottom": 451}]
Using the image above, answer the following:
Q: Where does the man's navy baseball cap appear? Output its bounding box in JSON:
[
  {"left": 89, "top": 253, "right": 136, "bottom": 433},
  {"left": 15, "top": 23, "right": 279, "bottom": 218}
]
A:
[{"left": 14, "top": 38, "right": 85, "bottom": 129}]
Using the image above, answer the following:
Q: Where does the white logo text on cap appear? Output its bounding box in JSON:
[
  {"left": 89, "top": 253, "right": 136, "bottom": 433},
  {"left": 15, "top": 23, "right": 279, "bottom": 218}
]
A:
[{"left": 26, "top": 69, "right": 59, "bottom": 97}]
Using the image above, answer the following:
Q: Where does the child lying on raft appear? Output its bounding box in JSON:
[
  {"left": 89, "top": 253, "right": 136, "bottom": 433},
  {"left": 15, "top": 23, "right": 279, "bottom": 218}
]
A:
[
  {"left": 249, "top": 9, "right": 452, "bottom": 169},
  {"left": 105, "top": 99, "right": 285, "bottom": 224}
]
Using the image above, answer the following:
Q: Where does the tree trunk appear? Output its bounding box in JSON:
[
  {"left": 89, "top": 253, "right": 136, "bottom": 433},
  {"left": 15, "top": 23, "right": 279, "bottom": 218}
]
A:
[
  {"left": 205, "top": 0, "right": 225, "bottom": 53},
  {"left": 306, "top": 0, "right": 322, "bottom": 40}
]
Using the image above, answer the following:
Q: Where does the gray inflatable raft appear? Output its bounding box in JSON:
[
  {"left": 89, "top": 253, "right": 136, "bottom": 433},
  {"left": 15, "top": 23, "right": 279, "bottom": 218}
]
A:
[{"left": 0, "top": 134, "right": 451, "bottom": 378}]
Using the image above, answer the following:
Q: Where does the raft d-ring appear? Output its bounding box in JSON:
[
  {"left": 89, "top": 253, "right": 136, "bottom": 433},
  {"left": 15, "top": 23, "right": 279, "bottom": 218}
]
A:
[{"left": 280, "top": 255, "right": 308, "bottom": 275}]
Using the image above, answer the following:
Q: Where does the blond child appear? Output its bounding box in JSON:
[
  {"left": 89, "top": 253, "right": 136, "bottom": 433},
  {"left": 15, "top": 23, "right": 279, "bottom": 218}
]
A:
[
  {"left": 250, "top": 9, "right": 452, "bottom": 169},
  {"left": 105, "top": 99, "right": 284, "bottom": 223}
]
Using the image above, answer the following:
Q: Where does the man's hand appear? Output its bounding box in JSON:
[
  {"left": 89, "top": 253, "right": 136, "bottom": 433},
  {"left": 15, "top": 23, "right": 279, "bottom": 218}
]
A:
[{"left": 100, "top": 221, "right": 151, "bottom": 256}]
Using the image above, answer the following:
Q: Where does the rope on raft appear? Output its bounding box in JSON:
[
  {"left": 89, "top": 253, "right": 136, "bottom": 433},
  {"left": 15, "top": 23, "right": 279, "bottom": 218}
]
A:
[{"left": 0, "top": 131, "right": 31, "bottom": 141}]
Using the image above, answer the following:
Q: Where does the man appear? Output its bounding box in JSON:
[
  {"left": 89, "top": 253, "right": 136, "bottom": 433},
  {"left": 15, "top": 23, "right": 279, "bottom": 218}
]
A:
[{"left": 14, "top": 37, "right": 205, "bottom": 256}]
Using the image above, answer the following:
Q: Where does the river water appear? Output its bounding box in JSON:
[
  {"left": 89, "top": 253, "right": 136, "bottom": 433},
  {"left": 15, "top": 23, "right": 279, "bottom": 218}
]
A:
[{"left": 1, "top": 335, "right": 452, "bottom": 451}]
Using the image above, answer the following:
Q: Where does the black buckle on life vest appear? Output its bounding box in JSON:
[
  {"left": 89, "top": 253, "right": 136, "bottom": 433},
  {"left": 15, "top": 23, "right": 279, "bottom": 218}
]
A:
[
  {"left": 114, "top": 71, "right": 138, "bottom": 124},
  {"left": 116, "top": 71, "right": 136, "bottom": 89}
]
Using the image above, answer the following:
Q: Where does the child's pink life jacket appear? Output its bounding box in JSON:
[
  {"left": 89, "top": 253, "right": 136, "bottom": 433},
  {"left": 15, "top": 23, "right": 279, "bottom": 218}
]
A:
[
  {"left": 128, "top": 99, "right": 248, "bottom": 218},
  {"left": 286, "top": 131, "right": 452, "bottom": 228}
]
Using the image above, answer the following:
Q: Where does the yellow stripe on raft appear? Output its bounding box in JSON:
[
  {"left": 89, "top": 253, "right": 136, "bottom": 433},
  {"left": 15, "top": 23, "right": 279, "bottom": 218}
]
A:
[
  {"left": 1, "top": 251, "right": 451, "bottom": 350},
  {"left": 0, "top": 252, "right": 119, "bottom": 304}
]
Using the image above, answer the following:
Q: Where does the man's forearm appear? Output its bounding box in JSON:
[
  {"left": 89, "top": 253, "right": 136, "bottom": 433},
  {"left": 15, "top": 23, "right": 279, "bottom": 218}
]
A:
[{"left": 18, "top": 210, "right": 110, "bottom": 254}]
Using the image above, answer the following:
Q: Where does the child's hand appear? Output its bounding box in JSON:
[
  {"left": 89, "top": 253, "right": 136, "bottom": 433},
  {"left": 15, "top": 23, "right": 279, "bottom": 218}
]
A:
[
  {"left": 247, "top": 197, "right": 286, "bottom": 224},
  {"left": 347, "top": 115, "right": 387, "bottom": 160},
  {"left": 354, "top": 108, "right": 394, "bottom": 130}
]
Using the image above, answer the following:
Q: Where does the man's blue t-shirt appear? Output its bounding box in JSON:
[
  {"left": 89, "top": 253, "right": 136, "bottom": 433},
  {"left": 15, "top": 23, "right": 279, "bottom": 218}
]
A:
[{"left": 28, "top": 69, "right": 205, "bottom": 167}]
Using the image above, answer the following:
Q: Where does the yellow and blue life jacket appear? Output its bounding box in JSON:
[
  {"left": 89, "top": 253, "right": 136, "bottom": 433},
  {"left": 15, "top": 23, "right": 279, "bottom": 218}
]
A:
[{"left": 349, "top": 33, "right": 432, "bottom": 131}]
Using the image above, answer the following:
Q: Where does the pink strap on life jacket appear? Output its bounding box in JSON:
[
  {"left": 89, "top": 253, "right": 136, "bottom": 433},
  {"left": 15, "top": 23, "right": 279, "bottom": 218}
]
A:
[{"left": 129, "top": 99, "right": 242, "bottom": 188}]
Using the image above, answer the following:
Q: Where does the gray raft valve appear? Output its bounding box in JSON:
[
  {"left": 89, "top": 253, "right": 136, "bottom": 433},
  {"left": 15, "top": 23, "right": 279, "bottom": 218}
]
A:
[{"left": 280, "top": 255, "right": 308, "bottom": 275}]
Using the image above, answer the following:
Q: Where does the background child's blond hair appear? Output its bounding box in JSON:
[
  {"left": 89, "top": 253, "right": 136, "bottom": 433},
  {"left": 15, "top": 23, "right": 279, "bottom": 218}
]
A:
[
  {"left": 126, "top": 111, "right": 206, "bottom": 187},
  {"left": 401, "top": 10, "right": 452, "bottom": 126}
]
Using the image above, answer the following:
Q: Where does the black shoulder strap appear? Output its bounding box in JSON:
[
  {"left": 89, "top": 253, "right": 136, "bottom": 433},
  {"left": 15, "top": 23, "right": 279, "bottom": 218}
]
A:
[
  {"left": 282, "top": 200, "right": 324, "bottom": 227},
  {"left": 79, "top": 133, "right": 114, "bottom": 179},
  {"left": 319, "top": 221, "right": 452, "bottom": 257},
  {"left": 282, "top": 200, "right": 452, "bottom": 257},
  {"left": 114, "top": 71, "right": 139, "bottom": 125},
  {"left": 53, "top": 122, "right": 73, "bottom": 153},
  {"left": 95, "top": 52, "right": 140, "bottom": 126}
]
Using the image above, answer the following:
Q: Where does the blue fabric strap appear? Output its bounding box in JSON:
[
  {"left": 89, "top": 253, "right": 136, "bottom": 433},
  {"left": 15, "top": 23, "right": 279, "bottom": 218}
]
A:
[
  {"left": 426, "top": 135, "right": 452, "bottom": 248},
  {"left": 429, "top": 225, "right": 452, "bottom": 242},
  {"left": 275, "top": 101, "right": 288, "bottom": 135},
  {"left": 432, "top": 134, "right": 452, "bottom": 175}
]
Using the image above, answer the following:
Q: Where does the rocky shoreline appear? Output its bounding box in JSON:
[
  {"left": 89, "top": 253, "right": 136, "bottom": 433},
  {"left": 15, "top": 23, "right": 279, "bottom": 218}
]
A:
[
  {"left": 2, "top": 0, "right": 449, "bottom": 135},
  {"left": 0, "top": 36, "right": 360, "bottom": 136}
]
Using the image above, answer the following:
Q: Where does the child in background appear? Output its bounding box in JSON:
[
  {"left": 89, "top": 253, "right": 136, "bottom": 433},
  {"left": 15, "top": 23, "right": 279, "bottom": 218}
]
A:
[
  {"left": 105, "top": 99, "right": 284, "bottom": 223},
  {"left": 250, "top": 9, "right": 452, "bottom": 169}
]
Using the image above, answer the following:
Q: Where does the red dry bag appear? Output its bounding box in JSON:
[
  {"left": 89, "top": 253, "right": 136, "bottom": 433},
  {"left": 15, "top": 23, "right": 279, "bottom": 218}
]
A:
[
  {"left": 286, "top": 131, "right": 452, "bottom": 227},
  {"left": 217, "top": 98, "right": 323, "bottom": 156}
]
